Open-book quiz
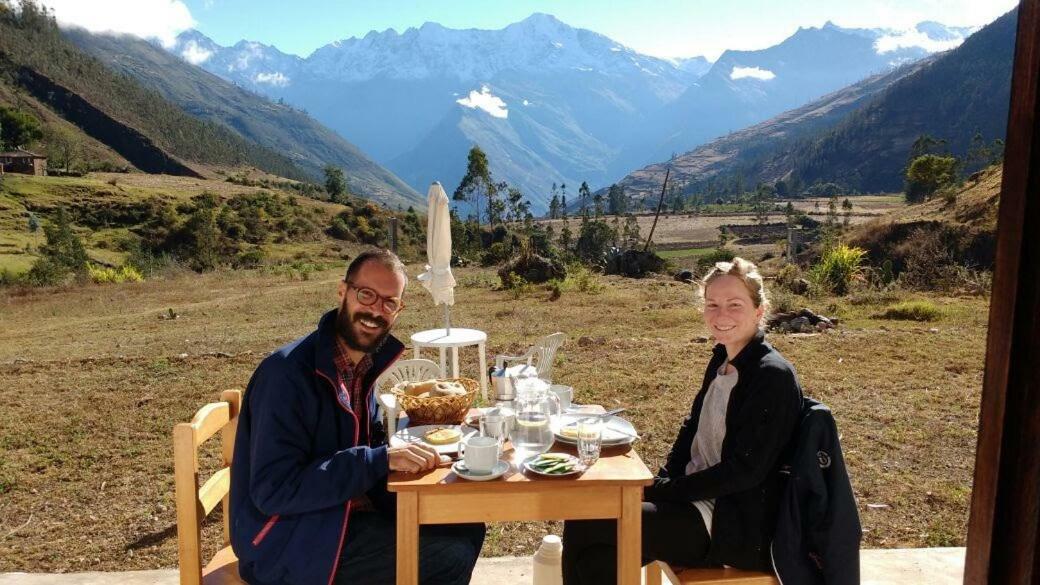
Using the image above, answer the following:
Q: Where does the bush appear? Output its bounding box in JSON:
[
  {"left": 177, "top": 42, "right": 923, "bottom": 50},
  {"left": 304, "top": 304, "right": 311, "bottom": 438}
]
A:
[
  {"left": 696, "top": 247, "right": 736, "bottom": 271},
  {"left": 575, "top": 220, "right": 616, "bottom": 266},
  {"left": 808, "top": 244, "right": 867, "bottom": 296},
  {"left": 501, "top": 272, "right": 533, "bottom": 298},
  {"left": 875, "top": 300, "right": 943, "bottom": 321},
  {"left": 769, "top": 289, "right": 800, "bottom": 314},
  {"left": 25, "top": 208, "right": 89, "bottom": 286},
  {"left": 569, "top": 264, "right": 604, "bottom": 294},
  {"left": 481, "top": 242, "right": 513, "bottom": 266},
  {"left": 87, "top": 263, "right": 144, "bottom": 284},
  {"left": 905, "top": 155, "right": 959, "bottom": 203}
]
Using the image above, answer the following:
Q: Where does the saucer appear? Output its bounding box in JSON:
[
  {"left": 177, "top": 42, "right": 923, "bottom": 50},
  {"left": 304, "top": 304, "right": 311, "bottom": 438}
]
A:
[{"left": 452, "top": 460, "right": 509, "bottom": 481}]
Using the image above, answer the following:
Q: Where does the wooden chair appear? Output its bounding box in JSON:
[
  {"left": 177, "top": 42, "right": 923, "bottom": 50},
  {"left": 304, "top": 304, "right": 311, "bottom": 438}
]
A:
[
  {"left": 174, "top": 389, "right": 246, "bottom": 585},
  {"left": 644, "top": 560, "right": 779, "bottom": 585},
  {"left": 374, "top": 358, "right": 442, "bottom": 434},
  {"left": 496, "top": 332, "right": 567, "bottom": 380}
]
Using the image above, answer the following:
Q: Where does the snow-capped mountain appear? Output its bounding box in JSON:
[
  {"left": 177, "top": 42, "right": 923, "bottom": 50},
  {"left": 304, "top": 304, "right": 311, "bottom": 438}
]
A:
[
  {"left": 168, "top": 14, "right": 977, "bottom": 214},
  {"left": 613, "top": 20, "right": 979, "bottom": 175}
]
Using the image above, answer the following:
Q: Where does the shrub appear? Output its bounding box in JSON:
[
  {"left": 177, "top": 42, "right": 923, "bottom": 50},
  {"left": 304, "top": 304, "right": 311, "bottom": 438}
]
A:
[
  {"left": 696, "top": 247, "right": 736, "bottom": 271},
  {"left": 575, "top": 220, "right": 616, "bottom": 266},
  {"left": 808, "top": 244, "right": 867, "bottom": 296},
  {"left": 876, "top": 300, "right": 943, "bottom": 321},
  {"left": 905, "top": 155, "right": 959, "bottom": 203},
  {"left": 87, "top": 263, "right": 144, "bottom": 284},
  {"left": 501, "top": 272, "right": 533, "bottom": 298},
  {"left": 769, "top": 289, "right": 800, "bottom": 314},
  {"left": 25, "top": 208, "right": 89, "bottom": 286},
  {"left": 569, "top": 265, "right": 604, "bottom": 294},
  {"left": 481, "top": 242, "right": 513, "bottom": 266}
]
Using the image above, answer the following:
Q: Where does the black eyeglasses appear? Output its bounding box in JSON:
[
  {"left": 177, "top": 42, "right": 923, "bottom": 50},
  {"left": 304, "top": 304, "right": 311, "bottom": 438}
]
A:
[{"left": 345, "top": 280, "right": 404, "bottom": 314}]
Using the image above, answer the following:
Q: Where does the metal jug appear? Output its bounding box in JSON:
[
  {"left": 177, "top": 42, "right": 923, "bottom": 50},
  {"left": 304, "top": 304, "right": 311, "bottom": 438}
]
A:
[{"left": 490, "top": 356, "right": 537, "bottom": 403}]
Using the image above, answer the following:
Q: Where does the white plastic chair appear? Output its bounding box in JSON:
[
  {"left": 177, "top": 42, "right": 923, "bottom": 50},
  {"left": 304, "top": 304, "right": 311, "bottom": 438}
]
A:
[
  {"left": 374, "top": 358, "right": 442, "bottom": 435},
  {"left": 495, "top": 332, "right": 567, "bottom": 380}
]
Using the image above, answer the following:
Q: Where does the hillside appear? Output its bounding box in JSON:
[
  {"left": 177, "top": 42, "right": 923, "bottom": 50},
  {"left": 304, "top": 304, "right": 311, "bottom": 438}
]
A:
[
  {"left": 67, "top": 29, "right": 423, "bottom": 209},
  {"left": 0, "top": 4, "right": 305, "bottom": 180},
  {"left": 614, "top": 7, "right": 1016, "bottom": 202},
  {"left": 604, "top": 57, "right": 937, "bottom": 203},
  {"left": 171, "top": 15, "right": 971, "bottom": 213}
]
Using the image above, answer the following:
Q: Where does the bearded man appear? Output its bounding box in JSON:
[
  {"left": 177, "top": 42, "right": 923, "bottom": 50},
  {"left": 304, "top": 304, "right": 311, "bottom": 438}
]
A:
[{"left": 230, "top": 248, "right": 485, "bottom": 585}]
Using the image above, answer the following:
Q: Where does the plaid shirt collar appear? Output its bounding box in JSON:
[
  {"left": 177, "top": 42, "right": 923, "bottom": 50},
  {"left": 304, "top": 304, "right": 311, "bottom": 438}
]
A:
[{"left": 333, "top": 336, "right": 373, "bottom": 403}]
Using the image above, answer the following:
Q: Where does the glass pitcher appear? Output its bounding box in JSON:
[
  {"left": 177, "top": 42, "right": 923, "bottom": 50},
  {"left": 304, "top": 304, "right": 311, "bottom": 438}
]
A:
[{"left": 511, "top": 377, "right": 561, "bottom": 458}]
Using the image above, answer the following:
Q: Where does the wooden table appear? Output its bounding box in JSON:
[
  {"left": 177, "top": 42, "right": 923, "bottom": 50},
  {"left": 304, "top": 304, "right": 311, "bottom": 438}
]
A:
[{"left": 387, "top": 438, "right": 654, "bottom": 585}]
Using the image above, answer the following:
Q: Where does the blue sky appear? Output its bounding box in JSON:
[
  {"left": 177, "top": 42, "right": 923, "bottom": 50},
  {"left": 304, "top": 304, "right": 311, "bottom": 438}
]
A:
[{"left": 46, "top": 0, "right": 1018, "bottom": 60}]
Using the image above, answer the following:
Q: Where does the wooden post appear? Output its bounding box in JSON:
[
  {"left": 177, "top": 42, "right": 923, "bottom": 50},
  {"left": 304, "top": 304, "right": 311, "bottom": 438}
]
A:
[
  {"left": 389, "top": 217, "right": 399, "bottom": 253},
  {"left": 643, "top": 168, "right": 670, "bottom": 253},
  {"left": 964, "top": 2, "right": 1040, "bottom": 582}
]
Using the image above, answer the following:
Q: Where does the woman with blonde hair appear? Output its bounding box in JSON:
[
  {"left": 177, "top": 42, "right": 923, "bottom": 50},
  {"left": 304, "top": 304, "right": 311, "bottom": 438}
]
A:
[{"left": 562, "top": 257, "right": 804, "bottom": 583}]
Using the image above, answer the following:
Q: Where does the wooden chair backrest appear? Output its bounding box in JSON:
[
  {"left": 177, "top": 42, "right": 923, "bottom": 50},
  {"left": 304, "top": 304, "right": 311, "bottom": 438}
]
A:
[{"left": 173, "top": 390, "right": 242, "bottom": 585}]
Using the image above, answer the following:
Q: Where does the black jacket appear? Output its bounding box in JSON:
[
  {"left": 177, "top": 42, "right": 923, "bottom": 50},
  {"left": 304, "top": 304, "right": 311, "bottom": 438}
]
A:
[
  {"left": 644, "top": 331, "right": 803, "bottom": 571},
  {"left": 772, "top": 399, "right": 862, "bottom": 585}
]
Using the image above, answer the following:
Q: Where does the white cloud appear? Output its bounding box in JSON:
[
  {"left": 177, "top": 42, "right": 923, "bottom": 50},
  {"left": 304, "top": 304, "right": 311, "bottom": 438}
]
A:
[
  {"left": 730, "top": 66, "right": 776, "bottom": 81},
  {"left": 254, "top": 72, "right": 290, "bottom": 87},
  {"left": 874, "top": 29, "right": 964, "bottom": 54},
  {"left": 456, "top": 86, "right": 508, "bottom": 119},
  {"left": 180, "top": 40, "right": 212, "bottom": 65},
  {"left": 41, "top": 0, "right": 194, "bottom": 48}
]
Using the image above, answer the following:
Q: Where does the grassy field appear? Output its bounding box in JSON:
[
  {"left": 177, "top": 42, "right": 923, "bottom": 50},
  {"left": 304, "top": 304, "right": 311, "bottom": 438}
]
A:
[
  {"left": 0, "top": 263, "right": 988, "bottom": 571},
  {"left": 0, "top": 173, "right": 349, "bottom": 275}
]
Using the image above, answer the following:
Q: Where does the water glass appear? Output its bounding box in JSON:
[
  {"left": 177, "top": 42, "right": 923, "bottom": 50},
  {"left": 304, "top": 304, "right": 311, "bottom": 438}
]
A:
[
  {"left": 480, "top": 412, "right": 508, "bottom": 455},
  {"left": 577, "top": 417, "right": 603, "bottom": 467}
]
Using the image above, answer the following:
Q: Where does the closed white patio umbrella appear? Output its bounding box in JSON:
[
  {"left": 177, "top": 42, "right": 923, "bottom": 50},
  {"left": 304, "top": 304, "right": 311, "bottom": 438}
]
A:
[{"left": 417, "top": 181, "right": 456, "bottom": 332}]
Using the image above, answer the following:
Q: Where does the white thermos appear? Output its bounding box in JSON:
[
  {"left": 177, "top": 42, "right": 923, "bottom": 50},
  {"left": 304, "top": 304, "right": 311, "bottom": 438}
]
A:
[{"left": 532, "top": 534, "right": 563, "bottom": 585}]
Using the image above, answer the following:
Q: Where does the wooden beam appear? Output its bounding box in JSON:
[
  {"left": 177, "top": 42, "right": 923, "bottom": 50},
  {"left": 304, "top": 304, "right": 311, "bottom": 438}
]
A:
[{"left": 964, "top": 1, "right": 1040, "bottom": 582}]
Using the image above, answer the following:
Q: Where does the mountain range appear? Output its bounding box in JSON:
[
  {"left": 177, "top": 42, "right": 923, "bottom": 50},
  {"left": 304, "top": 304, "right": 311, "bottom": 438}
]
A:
[
  {"left": 66, "top": 29, "right": 422, "bottom": 208},
  {"left": 167, "top": 15, "right": 977, "bottom": 213},
  {"left": 612, "top": 7, "right": 1016, "bottom": 202}
]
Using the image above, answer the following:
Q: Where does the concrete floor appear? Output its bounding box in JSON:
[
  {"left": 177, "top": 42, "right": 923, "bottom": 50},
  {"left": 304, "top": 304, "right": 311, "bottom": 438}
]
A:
[{"left": 0, "top": 547, "right": 966, "bottom": 584}]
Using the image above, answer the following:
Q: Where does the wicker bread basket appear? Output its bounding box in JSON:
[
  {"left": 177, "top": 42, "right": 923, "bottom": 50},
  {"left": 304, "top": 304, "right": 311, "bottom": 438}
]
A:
[{"left": 391, "top": 377, "right": 479, "bottom": 425}]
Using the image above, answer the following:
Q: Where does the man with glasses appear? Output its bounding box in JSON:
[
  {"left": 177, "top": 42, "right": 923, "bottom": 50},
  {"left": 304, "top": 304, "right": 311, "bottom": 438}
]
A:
[{"left": 230, "top": 248, "right": 485, "bottom": 585}]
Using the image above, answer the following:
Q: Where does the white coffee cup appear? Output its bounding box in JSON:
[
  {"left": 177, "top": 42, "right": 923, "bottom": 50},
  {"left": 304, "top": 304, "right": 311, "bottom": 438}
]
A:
[
  {"left": 549, "top": 384, "right": 574, "bottom": 410},
  {"left": 460, "top": 435, "right": 499, "bottom": 474}
]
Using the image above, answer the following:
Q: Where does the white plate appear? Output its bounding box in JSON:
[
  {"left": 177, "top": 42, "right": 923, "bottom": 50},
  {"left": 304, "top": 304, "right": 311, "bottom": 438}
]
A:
[
  {"left": 390, "top": 425, "right": 476, "bottom": 455},
  {"left": 550, "top": 414, "right": 639, "bottom": 446},
  {"left": 452, "top": 460, "right": 510, "bottom": 481},
  {"left": 523, "top": 453, "right": 586, "bottom": 477}
]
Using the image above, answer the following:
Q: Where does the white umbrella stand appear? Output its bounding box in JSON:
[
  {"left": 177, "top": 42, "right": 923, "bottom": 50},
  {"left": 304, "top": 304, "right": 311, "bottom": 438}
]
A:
[{"left": 417, "top": 181, "right": 456, "bottom": 334}]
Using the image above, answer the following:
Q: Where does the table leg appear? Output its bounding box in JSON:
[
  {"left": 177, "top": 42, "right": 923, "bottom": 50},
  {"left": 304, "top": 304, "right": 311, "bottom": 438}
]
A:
[
  {"left": 396, "top": 492, "right": 419, "bottom": 585},
  {"left": 618, "top": 486, "right": 642, "bottom": 585},
  {"left": 451, "top": 346, "right": 460, "bottom": 378},
  {"left": 439, "top": 348, "right": 447, "bottom": 377},
  {"left": 413, "top": 345, "right": 420, "bottom": 360},
  {"left": 478, "top": 342, "right": 488, "bottom": 402}
]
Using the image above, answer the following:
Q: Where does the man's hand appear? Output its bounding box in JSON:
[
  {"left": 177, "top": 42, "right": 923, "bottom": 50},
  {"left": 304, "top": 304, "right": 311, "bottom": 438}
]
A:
[{"left": 388, "top": 443, "right": 441, "bottom": 473}]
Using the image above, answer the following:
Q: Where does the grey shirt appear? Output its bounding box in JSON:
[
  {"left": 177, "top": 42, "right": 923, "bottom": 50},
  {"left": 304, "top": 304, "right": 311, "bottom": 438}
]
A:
[{"left": 686, "top": 363, "right": 739, "bottom": 534}]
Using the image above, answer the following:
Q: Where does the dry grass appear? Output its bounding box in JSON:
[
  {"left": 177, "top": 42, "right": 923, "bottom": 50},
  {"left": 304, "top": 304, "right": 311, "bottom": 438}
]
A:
[{"left": 0, "top": 265, "right": 988, "bottom": 571}]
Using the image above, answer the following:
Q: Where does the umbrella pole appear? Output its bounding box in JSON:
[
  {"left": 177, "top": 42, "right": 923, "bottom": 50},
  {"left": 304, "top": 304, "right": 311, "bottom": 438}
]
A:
[{"left": 444, "top": 304, "right": 451, "bottom": 335}]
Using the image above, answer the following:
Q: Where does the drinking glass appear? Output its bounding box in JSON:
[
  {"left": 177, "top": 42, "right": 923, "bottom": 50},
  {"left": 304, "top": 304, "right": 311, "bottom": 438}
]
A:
[
  {"left": 577, "top": 417, "right": 603, "bottom": 467},
  {"left": 479, "top": 412, "right": 508, "bottom": 456}
]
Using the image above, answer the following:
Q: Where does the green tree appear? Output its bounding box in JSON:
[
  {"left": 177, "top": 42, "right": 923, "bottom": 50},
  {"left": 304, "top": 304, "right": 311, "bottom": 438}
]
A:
[
  {"left": 548, "top": 194, "right": 560, "bottom": 220},
  {"left": 593, "top": 192, "right": 604, "bottom": 218},
  {"left": 324, "top": 165, "right": 348, "bottom": 204},
  {"left": 27, "top": 207, "right": 88, "bottom": 285},
  {"left": 575, "top": 219, "right": 614, "bottom": 265},
  {"left": 905, "top": 154, "right": 959, "bottom": 203},
  {"left": 578, "top": 181, "right": 591, "bottom": 214},
  {"left": 841, "top": 198, "right": 853, "bottom": 227},
  {"left": 560, "top": 194, "right": 568, "bottom": 220},
  {"left": 454, "top": 146, "right": 500, "bottom": 225},
  {"left": 607, "top": 183, "right": 626, "bottom": 215},
  {"left": 0, "top": 106, "right": 43, "bottom": 149}
]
